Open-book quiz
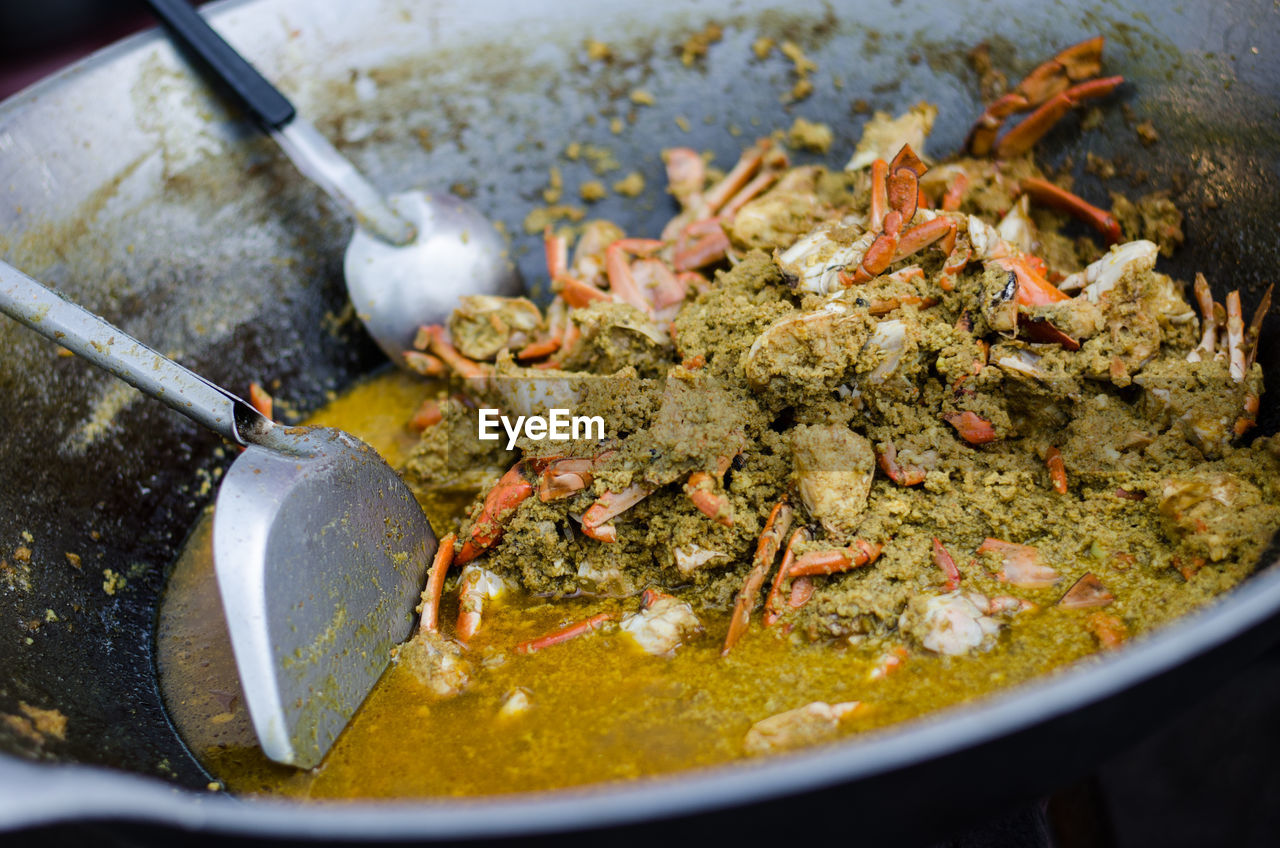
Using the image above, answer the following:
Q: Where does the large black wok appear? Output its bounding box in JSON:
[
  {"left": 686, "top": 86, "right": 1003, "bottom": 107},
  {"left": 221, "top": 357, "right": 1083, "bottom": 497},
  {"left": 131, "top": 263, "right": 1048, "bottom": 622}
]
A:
[{"left": 1, "top": 0, "right": 1278, "bottom": 843}]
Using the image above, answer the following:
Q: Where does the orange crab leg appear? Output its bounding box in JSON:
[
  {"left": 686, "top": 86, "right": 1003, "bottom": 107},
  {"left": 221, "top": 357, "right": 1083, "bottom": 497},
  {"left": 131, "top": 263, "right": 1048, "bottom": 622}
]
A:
[
  {"left": 409, "top": 398, "right": 444, "bottom": 432},
  {"left": 866, "top": 295, "right": 938, "bottom": 317},
  {"left": 877, "top": 442, "right": 927, "bottom": 486},
  {"left": 674, "top": 219, "right": 731, "bottom": 271},
  {"left": 1020, "top": 177, "right": 1121, "bottom": 243},
  {"left": 663, "top": 147, "right": 707, "bottom": 208},
  {"left": 544, "top": 227, "right": 569, "bottom": 279},
  {"left": 869, "top": 158, "right": 890, "bottom": 231},
  {"left": 455, "top": 463, "right": 535, "bottom": 564},
  {"left": 685, "top": 455, "right": 734, "bottom": 526},
  {"left": 723, "top": 498, "right": 793, "bottom": 655},
  {"left": 886, "top": 144, "right": 924, "bottom": 223},
  {"left": 1046, "top": 446, "right": 1068, "bottom": 494},
  {"left": 581, "top": 482, "right": 655, "bottom": 542},
  {"left": 1227, "top": 291, "right": 1246, "bottom": 382},
  {"left": 455, "top": 569, "right": 485, "bottom": 643},
  {"left": 703, "top": 139, "right": 771, "bottom": 214},
  {"left": 788, "top": 539, "right": 883, "bottom": 577},
  {"left": 559, "top": 275, "right": 613, "bottom": 309},
  {"left": 932, "top": 537, "right": 961, "bottom": 592},
  {"left": 248, "top": 382, "right": 274, "bottom": 420},
  {"left": 516, "top": 612, "right": 615, "bottom": 654},
  {"left": 763, "top": 527, "right": 810, "bottom": 626},
  {"left": 967, "top": 37, "right": 1109, "bottom": 156},
  {"left": 944, "top": 410, "right": 998, "bottom": 445},
  {"left": 606, "top": 239, "right": 664, "bottom": 313},
  {"left": 1019, "top": 36, "right": 1106, "bottom": 103},
  {"left": 417, "top": 533, "right": 456, "bottom": 635},
  {"left": 892, "top": 215, "right": 957, "bottom": 263},
  {"left": 788, "top": 576, "right": 814, "bottom": 609},
  {"left": 403, "top": 350, "right": 447, "bottom": 376},
  {"left": 848, "top": 145, "right": 927, "bottom": 284},
  {"left": 1245, "top": 283, "right": 1273, "bottom": 370},
  {"left": 721, "top": 169, "right": 782, "bottom": 220},
  {"left": 966, "top": 92, "right": 1032, "bottom": 156},
  {"left": 420, "top": 324, "right": 493, "bottom": 380},
  {"left": 942, "top": 171, "right": 969, "bottom": 211},
  {"left": 995, "top": 76, "right": 1124, "bottom": 158}
]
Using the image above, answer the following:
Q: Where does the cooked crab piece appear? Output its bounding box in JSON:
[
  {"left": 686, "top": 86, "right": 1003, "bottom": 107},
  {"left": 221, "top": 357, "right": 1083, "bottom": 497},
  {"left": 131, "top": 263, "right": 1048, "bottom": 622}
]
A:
[
  {"left": 1058, "top": 240, "right": 1158, "bottom": 302},
  {"left": 448, "top": 295, "right": 544, "bottom": 361},
  {"left": 620, "top": 590, "right": 703, "bottom": 656},
  {"left": 743, "top": 701, "right": 866, "bottom": 755},
  {"left": 673, "top": 544, "right": 730, "bottom": 576},
  {"left": 977, "top": 538, "right": 1061, "bottom": 588},
  {"left": 792, "top": 424, "right": 875, "bottom": 539},
  {"left": 899, "top": 591, "right": 1002, "bottom": 656},
  {"left": 728, "top": 166, "right": 826, "bottom": 251},
  {"left": 845, "top": 102, "right": 937, "bottom": 170},
  {"left": 456, "top": 565, "right": 512, "bottom": 644},
  {"left": 394, "top": 534, "right": 470, "bottom": 697},
  {"left": 777, "top": 222, "right": 875, "bottom": 295},
  {"left": 861, "top": 318, "right": 916, "bottom": 386},
  {"left": 497, "top": 688, "right": 532, "bottom": 719},
  {"left": 1059, "top": 572, "right": 1114, "bottom": 609},
  {"left": 1158, "top": 472, "right": 1264, "bottom": 562},
  {"left": 996, "top": 194, "right": 1037, "bottom": 255},
  {"left": 744, "top": 299, "right": 874, "bottom": 391}
]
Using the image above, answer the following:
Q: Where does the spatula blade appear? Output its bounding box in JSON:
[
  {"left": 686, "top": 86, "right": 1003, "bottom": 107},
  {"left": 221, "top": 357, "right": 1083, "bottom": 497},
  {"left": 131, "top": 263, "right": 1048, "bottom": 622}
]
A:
[{"left": 212, "top": 426, "right": 433, "bottom": 768}]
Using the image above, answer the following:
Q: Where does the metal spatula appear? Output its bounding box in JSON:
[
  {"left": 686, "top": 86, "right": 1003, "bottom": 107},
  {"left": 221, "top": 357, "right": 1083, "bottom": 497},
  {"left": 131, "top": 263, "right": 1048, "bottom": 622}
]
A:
[{"left": 0, "top": 259, "right": 435, "bottom": 769}]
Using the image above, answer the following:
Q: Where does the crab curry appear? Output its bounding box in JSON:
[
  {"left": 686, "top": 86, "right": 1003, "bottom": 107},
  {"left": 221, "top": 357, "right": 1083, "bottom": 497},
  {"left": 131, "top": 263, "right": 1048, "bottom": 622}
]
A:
[{"left": 158, "top": 36, "right": 1279, "bottom": 798}]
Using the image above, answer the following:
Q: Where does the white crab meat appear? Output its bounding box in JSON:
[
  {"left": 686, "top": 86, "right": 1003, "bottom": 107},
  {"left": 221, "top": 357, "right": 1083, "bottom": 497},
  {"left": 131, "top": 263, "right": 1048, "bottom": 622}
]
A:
[
  {"left": 777, "top": 223, "right": 873, "bottom": 294},
  {"left": 996, "top": 195, "right": 1037, "bottom": 255},
  {"left": 497, "top": 688, "right": 532, "bottom": 719},
  {"left": 995, "top": 348, "right": 1048, "bottom": 382},
  {"left": 673, "top": 544, "right": 729, "bottom": 576},
  {"left": 393, "top": 633, "right": 471, "bottom": 698},
  {"left": 966, "top": 214, "right": 1008, "bottom": 261},
  {"left": 862, "top": 318, "right": 911, "bottom": 385},
  {"left": 743, "top": 701, "right": 864, "bottom": 755},
  {"left": 899, "top": 591, "right": 1002, "bottom": 656},
  {"left": 619, "top": 596, "right": 702, "bottom": 656},
  {"left": 1059, "top": 240, "right": 1158, "bottom": 302},
  {"left": 844, "top": 102, "right": 937, "bottom": 171},
  {"left": 792, "top": 424, "right": 876, "bottom": 538},
  {"left": 460, "top": 565, "right": 511, "bottom": 602}
]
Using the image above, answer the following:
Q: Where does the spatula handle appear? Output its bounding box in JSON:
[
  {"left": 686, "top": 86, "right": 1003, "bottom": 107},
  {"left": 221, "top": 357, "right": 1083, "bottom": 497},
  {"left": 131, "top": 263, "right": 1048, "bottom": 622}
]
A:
[
  {"left": 141, "top": 0, "right": 415, "bottom": 245},
  {"left": 0, "top": 259, "right": 270, "bottom": 447},
  {"left": 142, "top": 0, "right": 296, "bottom": 129}
]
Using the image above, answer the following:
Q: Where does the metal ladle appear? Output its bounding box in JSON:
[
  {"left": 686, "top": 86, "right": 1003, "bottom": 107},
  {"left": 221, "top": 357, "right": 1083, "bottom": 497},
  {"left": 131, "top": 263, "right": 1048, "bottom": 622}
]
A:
[
  {"left": 0, "top": 259, "right": 435, "bottom": 769},
  {"left": 143, "top": 0, "right": 521, "bottom": 364}
]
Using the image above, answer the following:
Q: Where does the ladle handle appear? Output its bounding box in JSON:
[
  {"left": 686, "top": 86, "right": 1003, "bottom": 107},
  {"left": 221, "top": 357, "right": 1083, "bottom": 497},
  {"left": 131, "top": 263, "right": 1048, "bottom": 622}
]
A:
[
  {"left": 0, "top": 259, "right": 271, "bottom": 447},
  {"left": 141, "top": 0, "right": 416, "bottom": 246},
  {"left": 143, "top": 0, "right": 295, "bottom": 129}
]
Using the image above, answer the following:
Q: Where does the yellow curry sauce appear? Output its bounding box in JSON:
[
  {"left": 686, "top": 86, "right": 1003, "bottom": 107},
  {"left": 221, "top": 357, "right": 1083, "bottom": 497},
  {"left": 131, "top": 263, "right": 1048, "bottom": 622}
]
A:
[{"left": 157, "top": 368, "right": 1254, "bottom": 799}]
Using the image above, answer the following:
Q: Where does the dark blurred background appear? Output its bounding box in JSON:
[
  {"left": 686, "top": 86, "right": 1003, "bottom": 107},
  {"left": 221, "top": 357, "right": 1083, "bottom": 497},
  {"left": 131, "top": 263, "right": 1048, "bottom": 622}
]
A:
[{"left": 0, "top": 1, "right": 208, "bottom": 100}]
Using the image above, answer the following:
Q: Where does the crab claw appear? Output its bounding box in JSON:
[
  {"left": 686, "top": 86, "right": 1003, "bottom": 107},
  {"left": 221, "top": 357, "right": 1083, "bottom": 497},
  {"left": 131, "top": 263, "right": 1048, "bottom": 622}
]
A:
[{"left": 455, "top": 463, "right": 535, "bottom": 564}]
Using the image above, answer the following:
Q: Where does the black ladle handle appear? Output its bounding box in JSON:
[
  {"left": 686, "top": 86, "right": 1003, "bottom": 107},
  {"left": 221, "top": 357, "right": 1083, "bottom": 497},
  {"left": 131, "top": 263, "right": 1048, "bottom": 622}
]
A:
[{"left": 143, "top": 0, "right": 296, "bottom": 130}]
